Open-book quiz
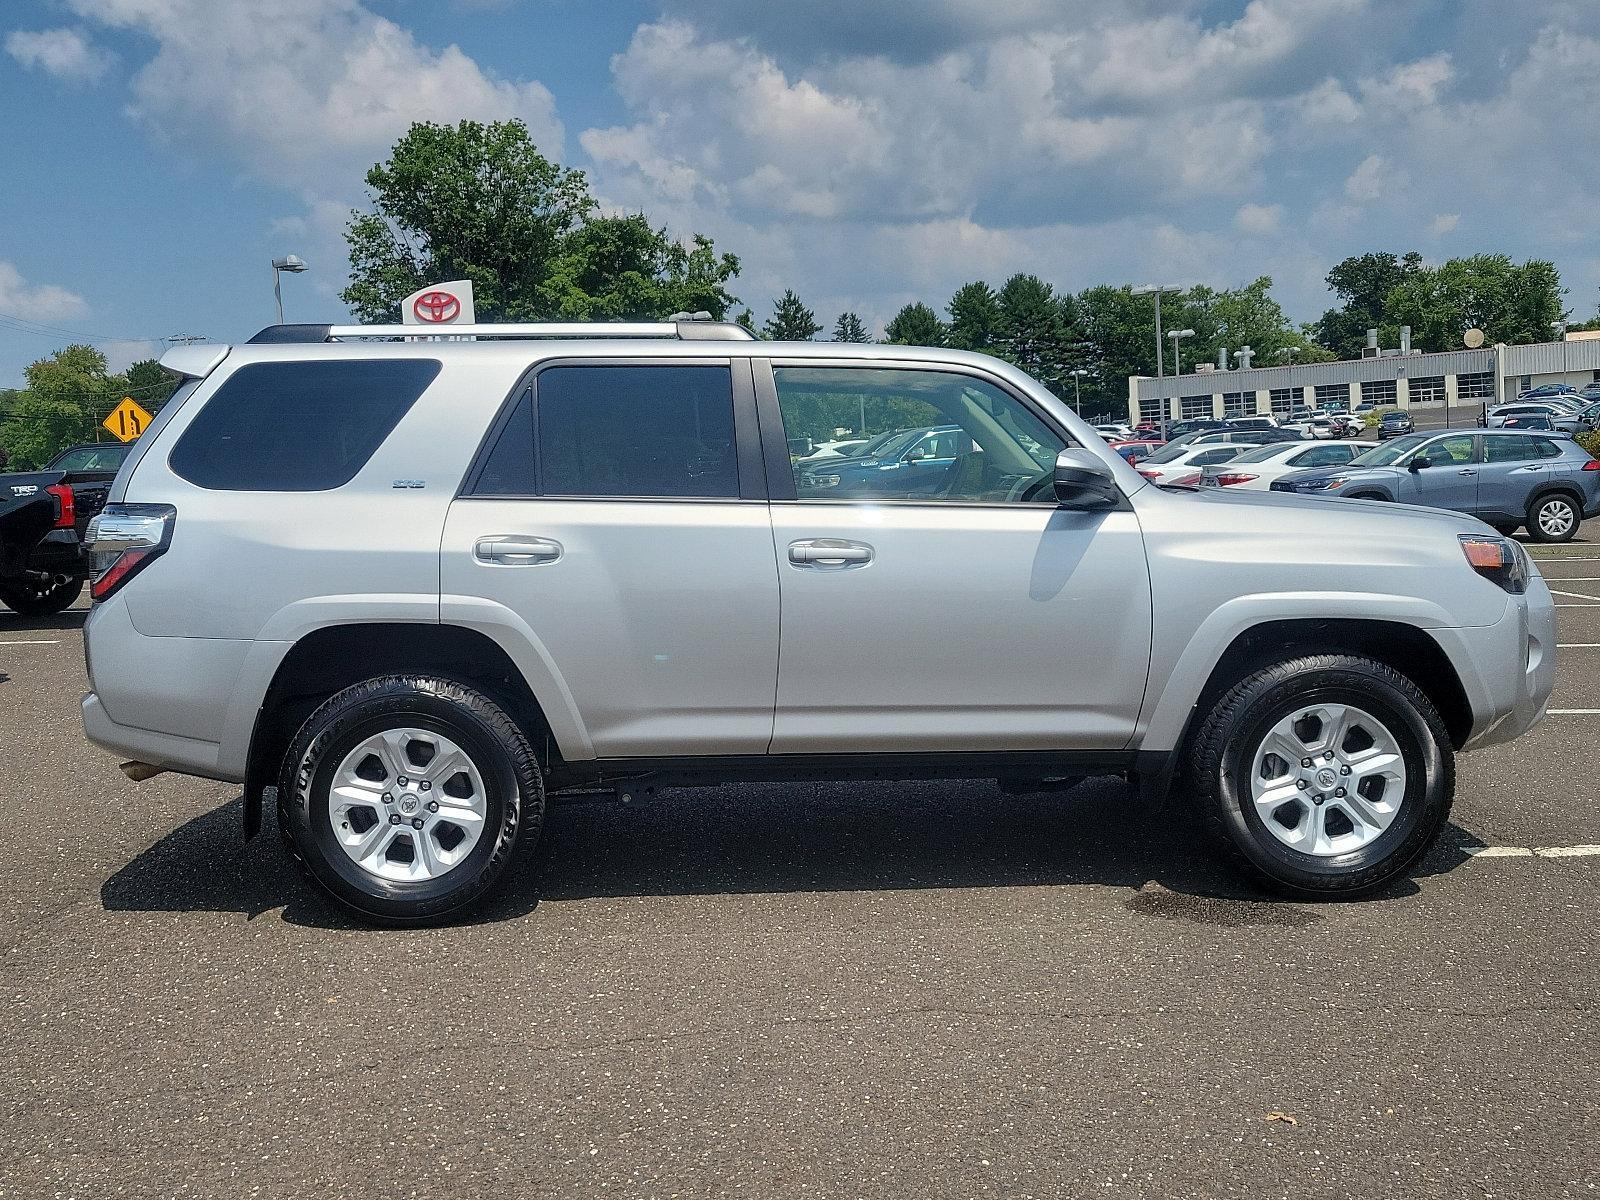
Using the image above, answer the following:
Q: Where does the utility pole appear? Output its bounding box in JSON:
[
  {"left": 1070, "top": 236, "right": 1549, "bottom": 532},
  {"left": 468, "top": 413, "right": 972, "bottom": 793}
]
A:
[{"left": 1132, "top": 284, "right": 1183, "bottom": 377}]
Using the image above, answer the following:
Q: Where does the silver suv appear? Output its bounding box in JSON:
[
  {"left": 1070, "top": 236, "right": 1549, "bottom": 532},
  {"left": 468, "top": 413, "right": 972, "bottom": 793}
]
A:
[{"left": 82, "top": 320, "right": 1555, "bottom": 923}]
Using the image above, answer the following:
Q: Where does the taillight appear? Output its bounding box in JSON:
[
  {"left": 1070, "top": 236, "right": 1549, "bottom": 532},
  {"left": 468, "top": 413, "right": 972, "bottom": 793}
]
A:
[
  {"left": 1138, "top": 468, "right": 1160, "bottom": 481},
  {"left": 46, "top": 483, "right": 74, "bottom": 529},
  {"left": 1584, "top": 459, "right": 1600, "bottom": 471},
  {"left": 84, "top": 504, "right": 175, "bottom": 603},
  {"left": 1212, "top": 473, "right": 1259, "bottom": 487},
  {"left": 1168, "top": 471, "right": 1202, "bottom": 487}
]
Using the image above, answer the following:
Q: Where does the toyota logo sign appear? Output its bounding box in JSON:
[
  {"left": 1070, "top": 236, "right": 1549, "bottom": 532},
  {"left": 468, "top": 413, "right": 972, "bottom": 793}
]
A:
[{"left": 412, "top": 291, "right": 462, "bottom": 323}]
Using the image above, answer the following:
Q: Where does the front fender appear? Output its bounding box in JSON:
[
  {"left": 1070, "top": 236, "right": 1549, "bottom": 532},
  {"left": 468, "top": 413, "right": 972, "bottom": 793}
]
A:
[{"left": 1136, "top": 590, "right": 1500, "bottom": 752}]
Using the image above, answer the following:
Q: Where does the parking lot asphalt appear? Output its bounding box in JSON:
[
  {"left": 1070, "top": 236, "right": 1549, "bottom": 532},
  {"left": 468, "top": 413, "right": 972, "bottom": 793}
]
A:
[{"left": 3, "top": 576, "right": 1598, "bottom": 1199}]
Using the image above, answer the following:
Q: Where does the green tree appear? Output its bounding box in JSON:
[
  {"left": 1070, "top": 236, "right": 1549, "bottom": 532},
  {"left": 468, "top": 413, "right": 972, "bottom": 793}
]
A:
[
  {"left": 1384, "top": 254, "right": 1567, "bottom": 351},
  {"left": 0, "top": 345, "right": 120, "bottom": 468},
  {"left": 1179, "top": 277, "right": 1331, "bottom": 372},
  {"left": 883, "top": 301, "right": 946, "bottom": 346},
  {"left": 342, "top": 119, "right": 740, "bottom": 323},
  {"left": 946, "top": 280, "right": 1000, "bottom": 352},
  {"left": 832, "top": 311, "right": 870, "bottom": 342},
  {"left": 994, "top": 274, "right": 1073, "bottom": 393},
  {"left": 539, "top": 214, "right": 740, "bottom": 320},
  {"left": 1313, "top": 251, "right": 1424, "bottom": 357},
  {"left": 124, "top": 359, "right": 178, "bottom": 407},
  {"left": 763, "top": 289, "right": 822, "bottom": 340}
]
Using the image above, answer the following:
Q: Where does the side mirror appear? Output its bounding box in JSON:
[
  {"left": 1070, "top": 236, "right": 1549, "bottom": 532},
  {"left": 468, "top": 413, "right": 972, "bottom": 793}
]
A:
[
  {"left": 904, "top": 447, "right": 930, "bottom": 462},
  {"left": 1052, "top": 448, "right": 1121, "bottom": 508},
  {"left": 1409, "top": 456, "right": 1430, "bottom": 471}
]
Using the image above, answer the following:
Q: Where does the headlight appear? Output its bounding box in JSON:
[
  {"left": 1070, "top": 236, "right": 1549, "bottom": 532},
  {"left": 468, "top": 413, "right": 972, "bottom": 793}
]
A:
[
  {"left": 1459, "top": 534, "right": 1528, "bottom": 594},
  {"left": 812, "top": 474, "right": 841, "bottom": 489}
]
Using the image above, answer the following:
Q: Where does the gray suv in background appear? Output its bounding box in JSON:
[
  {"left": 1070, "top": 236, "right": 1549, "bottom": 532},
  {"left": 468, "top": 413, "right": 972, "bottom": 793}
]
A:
[
  {"left": 81, "top": 321, "right": 1555, "bottom": 923},
  {"left": 1272, "top": 430, "right": 1600, "bottom": 541}
]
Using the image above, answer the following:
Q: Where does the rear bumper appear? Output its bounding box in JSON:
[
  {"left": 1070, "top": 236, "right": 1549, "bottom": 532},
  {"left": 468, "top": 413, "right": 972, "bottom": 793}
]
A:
[{"left": 82, "top": 691, "right": 232, "bottom": 782}]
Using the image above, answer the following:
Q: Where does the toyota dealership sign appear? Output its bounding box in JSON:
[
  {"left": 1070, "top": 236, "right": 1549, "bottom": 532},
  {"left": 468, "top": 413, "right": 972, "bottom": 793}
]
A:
[{"left": 401, "top": 279, "right": 475, "bottom": 326}]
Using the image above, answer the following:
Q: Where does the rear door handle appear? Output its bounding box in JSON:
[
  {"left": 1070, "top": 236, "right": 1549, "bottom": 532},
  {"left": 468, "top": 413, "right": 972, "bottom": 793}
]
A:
[
  {"left": 1457, "top": 468, "right": 1478, "bottom": 476},
  {"left": 475, "top": 536, "right": 562, "bottom": 565},
  {"left": 788, "top": 539, "right": 874, "bottom": 568}
]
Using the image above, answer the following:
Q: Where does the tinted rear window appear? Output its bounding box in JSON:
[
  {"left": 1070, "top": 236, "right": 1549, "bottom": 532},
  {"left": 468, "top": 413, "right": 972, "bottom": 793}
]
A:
[
  {"left": 534, "top": 365, "right": 738, "bottom": 498},
  {"left": 168, "top": 359, "right": 439, "bottom": 491}
]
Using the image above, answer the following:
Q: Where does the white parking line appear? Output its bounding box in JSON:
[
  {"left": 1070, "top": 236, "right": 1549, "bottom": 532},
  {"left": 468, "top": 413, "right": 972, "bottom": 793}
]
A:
[
  {"left": 1549, "top": 588, "right": 1600, "bottom": 601},
  {"left": 0, "top": 639, "right": 59, "bottom": 645},
  {"left": 1467, "top": 845, "right": 1600, "bottom": 858},
  {"left": 1557, "top": 643, "right": 1600, "bottom": 648},
  {"left": 1546, "top": 708, "right": 1600, "bottom": 714}
]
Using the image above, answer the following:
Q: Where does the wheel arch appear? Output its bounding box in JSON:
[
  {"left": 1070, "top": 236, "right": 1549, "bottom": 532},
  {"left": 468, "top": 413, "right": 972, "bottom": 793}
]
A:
[
  {"left": 1138, "top": 617, "right": 1473, "bottom": 806},
  {"left": 243, "top": 622, "right": 562, "bottom": 838}
]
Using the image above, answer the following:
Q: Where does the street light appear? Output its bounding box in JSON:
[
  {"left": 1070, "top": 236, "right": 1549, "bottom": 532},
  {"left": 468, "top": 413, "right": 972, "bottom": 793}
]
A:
[
  {"left": 1132, "top": 284, "right": 1183, "bottom": 377},
  {"left": 1280, "top": 346, "right": 1299, "bottom": 364},
  {"left": 1167, "top": 328, "right": 1195, "bottom": 377},
  {"left": 1069, "top": 368, "right": 1090, "bottom": 414},
  {"left": 271, "top": 254, "right": 308, "bottom": 324}
]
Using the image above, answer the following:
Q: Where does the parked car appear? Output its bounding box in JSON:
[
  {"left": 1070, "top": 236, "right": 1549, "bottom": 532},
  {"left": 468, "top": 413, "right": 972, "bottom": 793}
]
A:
[
  {"left": 1283, "top": 413, "right": 1339, "bottom": 440},
  {"left": 1483, "top": 402, "right": 1590, "bottom": 435},
  {"left": 1376, "top": 410, "right": 1415, "bottom": 440},
  {"left": 1223, "top": 415, "right": 1279, "bottom": 430},
  {"left": 795, "top": 438, "right": 870, "bottom": 464},
  {"left": 1095, "top": 423, "right": 1135, "bottom": 441},
  {"left": 1517, "top": 383, "right": 1578, "bottom": 400},
  {"left": 1132, "top": 440, "right": 1263, "bottom": 483},
  {"left": 1161, "top": 418, "right": 1227, "bottom": 441},
  {"left": 1182, "top": 427, "right": 1304, "bottom": 447},
  {"left": 81, "top": 319, "right": 1555, "bottom": 922},
  {"left": 1197, "top": 440, "right": 1380, "bottom": 491},
  {"left": 1107, "top": 439, "right": 1165, "bottom": 465},
  {"left": 1330, "top": 413, "right": 1365, "bottom": 438},
  {"left": 799, "top": 424, "right": 972, "bottom": 496},
  {"left": 1500, "top": 415, "right": 1572, "bottom": 437},
  {"left": 0, "top": 441, "right": 130, "bottom": 615},
  {"left": 1272, "top": 430, "right": 1600, "bottom": 541}
]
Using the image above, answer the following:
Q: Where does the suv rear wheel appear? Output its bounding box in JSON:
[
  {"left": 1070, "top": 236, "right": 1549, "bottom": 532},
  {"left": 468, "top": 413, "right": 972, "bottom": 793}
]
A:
[
  {"left": 277, "top": 675, "right": 543, "bottom": 924},
  {"left": 1526, "top": 492, "right": 1580, "bottom": 543},
  {"left": 1190, "top": 655, "right": 1452, "bottom": 898}
]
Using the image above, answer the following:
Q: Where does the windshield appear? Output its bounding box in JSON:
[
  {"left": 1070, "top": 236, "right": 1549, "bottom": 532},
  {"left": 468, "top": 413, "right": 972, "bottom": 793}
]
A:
[
  {"left": 1350, "top": 434, "right": 1428, "bottom": 466},
  {"left": 1230, "top": 443, "right": 1293, "bottom": 464},
  {"left": 1143, "top": 442, "right": 1199, "bottom": 465}
]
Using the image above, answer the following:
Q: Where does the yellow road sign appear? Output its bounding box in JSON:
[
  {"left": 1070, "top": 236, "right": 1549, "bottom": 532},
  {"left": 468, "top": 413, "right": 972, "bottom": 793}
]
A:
[{"left": 104, "top": 395, "right": 153, "bottom": 443}]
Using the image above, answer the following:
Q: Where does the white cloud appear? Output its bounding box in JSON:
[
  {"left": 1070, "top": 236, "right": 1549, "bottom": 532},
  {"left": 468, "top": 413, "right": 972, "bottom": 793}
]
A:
[
  {"left": 101, "top": 340, "right": 159, "bottom": 373},
  {"left": 1343, "top": 154, "right": 1387, "bottom": 202},
  {"left": 1430, "top": 213, "right": 1461, "bottom": 235},
  {"left": 4, "top": 27, "right": 114, "bottom": 81},
  {"left": 68, "top": 0, "right": 563, "bottom": 194},
  {"left": 0, "top": 261, "right": 89, "bottom": 321},
  {"left": 1235, "top": 203, "right": 1285, "bottom": 235}
]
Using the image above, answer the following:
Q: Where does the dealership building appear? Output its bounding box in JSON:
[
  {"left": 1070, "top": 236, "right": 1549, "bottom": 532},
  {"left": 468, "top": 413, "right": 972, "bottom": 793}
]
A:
[{"left": 1126, "top": 333, "right": 1600, "bottom": 426}]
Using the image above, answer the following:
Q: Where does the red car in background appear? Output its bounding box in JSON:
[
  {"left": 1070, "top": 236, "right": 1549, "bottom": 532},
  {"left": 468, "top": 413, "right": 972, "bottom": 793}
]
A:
[{"left": 1108, "top": 439, "right": 1166, "bottom": 465}]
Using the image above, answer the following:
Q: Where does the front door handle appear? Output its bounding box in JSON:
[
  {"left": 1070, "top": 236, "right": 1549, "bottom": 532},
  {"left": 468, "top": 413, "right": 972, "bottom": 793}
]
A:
[
  {"left": 789, "top": 539, "right": 874, "bottom": 568},
  {"left": 1457, "top": 468, "right": 1478, "bottom": 476},
  {"left": 475, "top": 535, "right": 562, "bottom": 565}
]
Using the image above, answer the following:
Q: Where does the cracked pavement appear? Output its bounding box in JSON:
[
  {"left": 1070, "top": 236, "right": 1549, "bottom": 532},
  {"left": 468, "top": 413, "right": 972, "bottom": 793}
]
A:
[{"left": 2, "top": 590, "right": 1597, "bottom": 1198}]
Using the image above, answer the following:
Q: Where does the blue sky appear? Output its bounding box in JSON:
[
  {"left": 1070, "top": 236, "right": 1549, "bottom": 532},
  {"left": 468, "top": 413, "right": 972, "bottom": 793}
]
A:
[{"left": 2, "top": 0, "right": 1598, "bottom": 386}]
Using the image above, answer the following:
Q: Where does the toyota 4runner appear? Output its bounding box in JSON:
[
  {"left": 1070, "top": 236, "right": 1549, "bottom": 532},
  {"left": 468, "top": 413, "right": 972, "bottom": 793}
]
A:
[{"left": 82, "top": 319, "right": 1555, "bottom": 923}]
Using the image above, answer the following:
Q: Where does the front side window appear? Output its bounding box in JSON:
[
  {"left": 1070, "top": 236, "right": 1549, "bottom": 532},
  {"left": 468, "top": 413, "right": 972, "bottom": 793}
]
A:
[
  {"left": 775, "top": 367, "right": 1067, "bottom": 503},
  {"left": 1414, "top": 434, "right": 1476, "bottom": 467},
  {"left": 536, "top": 365, "right": 738, "bottom": 498}
]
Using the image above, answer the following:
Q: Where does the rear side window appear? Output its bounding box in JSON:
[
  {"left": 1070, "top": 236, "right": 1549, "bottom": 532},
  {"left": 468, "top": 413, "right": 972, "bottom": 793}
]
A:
[
  {"left": 534, "top": 365, "right": 738, "bottom": 498},
  {"left": 168, "top": 359, "right": 440, "bottom": 491}
]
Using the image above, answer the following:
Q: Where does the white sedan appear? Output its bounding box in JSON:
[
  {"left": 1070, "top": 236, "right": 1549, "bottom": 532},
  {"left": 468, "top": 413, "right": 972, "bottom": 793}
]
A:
[
  {"left": 1134, "top": 440, "right": 1263, "bottom": 484},
  {"left": 1196, "top": 440, "right": 1378, "bottom": 490}
]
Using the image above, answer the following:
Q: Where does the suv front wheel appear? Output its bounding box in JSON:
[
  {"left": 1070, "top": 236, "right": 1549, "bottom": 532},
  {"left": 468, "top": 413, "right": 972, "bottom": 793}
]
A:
[
  {"left": 1190, "top": 655, "right": 1453, "bottom": 898},
  {"left": 277, "top": 675, "right": 543, "bottom": 924}
]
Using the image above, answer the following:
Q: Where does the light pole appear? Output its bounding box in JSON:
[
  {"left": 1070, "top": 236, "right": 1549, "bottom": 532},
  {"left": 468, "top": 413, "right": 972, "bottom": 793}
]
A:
[
  {"left": 1069, "top": 368, "right": 1089, "bottom": 414},
  {"left": 1280, "top": 346, "right": 1299, "bottom": 364},
  {"left": 1132, "top": 284, "right": 1183, "bottom": 377},
  {"left": 1167, "top": 328, "right": 1195, "bottom": 378},
  {"left": 271, "top": 254, "right": 308, "bottom": 324}
]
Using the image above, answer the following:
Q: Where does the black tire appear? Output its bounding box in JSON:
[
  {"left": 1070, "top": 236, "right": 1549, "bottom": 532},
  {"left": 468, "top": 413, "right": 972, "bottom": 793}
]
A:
[
  {"left": 1525, "top": 492, "right": 1581, "bottom": 543},
  {"left": 1489, "top": 521, "right": 1520, "bottom": 537},
  {"left": 1344, "top": 492, "right": 1387, "bottom": 502},
  {"left": 1189, "top": 654, "right": 1453, "bottom": 899},
  {"left": 0, "top": 577, "right": 83, "bottom": 616},
  {"left": 277, "top": 675, "right": 543, "bottom": 925}
]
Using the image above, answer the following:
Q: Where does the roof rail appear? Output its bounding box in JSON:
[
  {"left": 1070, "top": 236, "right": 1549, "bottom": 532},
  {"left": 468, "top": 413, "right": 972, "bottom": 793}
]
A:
[{"left": 246, "top": 318, "right": 755, "bottom": 344}]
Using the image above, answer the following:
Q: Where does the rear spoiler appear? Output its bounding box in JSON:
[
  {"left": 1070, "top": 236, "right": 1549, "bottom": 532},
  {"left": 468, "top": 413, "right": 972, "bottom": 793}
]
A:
[{"left": 158, "top": 344, "right": 229, "bottom": 381}]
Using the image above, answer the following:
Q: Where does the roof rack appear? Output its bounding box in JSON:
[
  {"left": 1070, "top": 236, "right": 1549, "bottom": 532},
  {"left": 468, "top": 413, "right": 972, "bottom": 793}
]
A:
[{"left": 246, "top": 315, "right": 755, "bottom": 344}]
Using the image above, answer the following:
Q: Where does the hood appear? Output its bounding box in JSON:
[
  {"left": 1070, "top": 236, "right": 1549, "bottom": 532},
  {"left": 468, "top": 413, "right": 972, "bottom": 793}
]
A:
[{"left": 1172, "top": 475, "right": 1498, "bottom": 536}]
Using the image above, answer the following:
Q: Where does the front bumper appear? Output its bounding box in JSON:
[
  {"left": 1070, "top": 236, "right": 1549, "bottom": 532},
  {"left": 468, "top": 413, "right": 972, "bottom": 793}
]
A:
[{"left": 1446, "top": 575, "right": 1556, "bottom": 752}]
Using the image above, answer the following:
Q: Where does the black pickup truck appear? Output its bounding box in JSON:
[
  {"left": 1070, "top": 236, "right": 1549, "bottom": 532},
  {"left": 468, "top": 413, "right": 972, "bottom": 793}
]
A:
[{"left": 0, "top": 442, "right": 129, "bottom": 616}]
